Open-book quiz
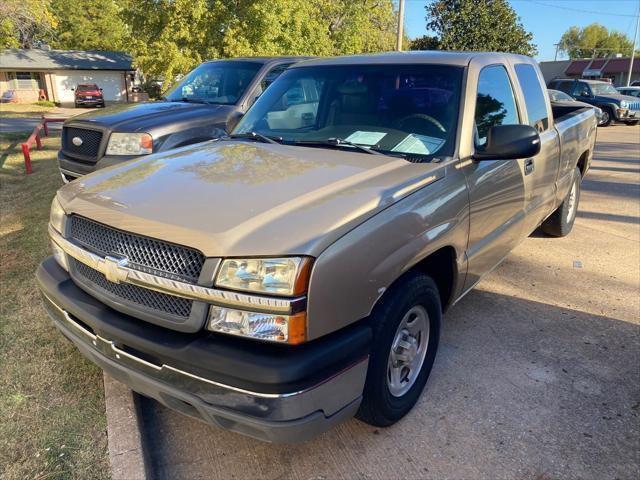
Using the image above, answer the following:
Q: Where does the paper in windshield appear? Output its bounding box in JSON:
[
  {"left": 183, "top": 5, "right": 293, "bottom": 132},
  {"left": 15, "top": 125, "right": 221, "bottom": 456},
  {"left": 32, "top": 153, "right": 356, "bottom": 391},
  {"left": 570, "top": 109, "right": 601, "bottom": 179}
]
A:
[
  {"left": 392, "top": 134, "right": 444, "bottom": 155},
  {"left": 345, "top": 131, "right": 387, "bottom": 146}
]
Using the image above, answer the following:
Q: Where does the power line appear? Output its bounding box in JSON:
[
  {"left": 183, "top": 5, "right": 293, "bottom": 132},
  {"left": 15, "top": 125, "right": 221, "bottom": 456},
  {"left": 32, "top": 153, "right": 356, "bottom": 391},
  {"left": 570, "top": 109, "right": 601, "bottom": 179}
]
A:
[{"left": 514, "top": 0, "right": 639, "bottom": 17}]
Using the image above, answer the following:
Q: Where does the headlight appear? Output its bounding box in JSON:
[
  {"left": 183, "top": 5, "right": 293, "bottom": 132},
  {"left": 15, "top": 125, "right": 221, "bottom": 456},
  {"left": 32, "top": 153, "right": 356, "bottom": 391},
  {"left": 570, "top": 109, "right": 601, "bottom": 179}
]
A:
[
  {"left": 215, "top": 257, "right": 312, "bottom": 296},
  {"left": 50, "top": 196, "right": 65, "bottom": 233},
  {"left": 620, "top": 100, "right": 629, "bottom": 109},
  {"left": 208, "top": 306, "right": 306, "bottom": 344},
  {"left": 106, "top": 132, "right": 153, "bottom": 155}
]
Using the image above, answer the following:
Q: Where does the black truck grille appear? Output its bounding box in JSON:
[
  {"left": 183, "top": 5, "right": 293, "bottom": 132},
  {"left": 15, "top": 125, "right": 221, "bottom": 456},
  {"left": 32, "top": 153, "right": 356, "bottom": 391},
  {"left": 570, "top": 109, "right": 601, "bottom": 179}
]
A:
[
  {"left": 62, "top": 127, "right": 103, "bottom": 160},
  {"left": 71, "top": 259, "right": 193, "bottom": 318},
  {"left": 70, "top": 216, "right": 205, "bottom": 283}
]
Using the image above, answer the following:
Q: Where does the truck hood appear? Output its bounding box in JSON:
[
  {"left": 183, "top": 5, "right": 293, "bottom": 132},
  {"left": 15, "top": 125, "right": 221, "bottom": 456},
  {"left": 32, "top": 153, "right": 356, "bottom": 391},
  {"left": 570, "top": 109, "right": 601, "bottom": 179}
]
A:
[
  {"left": 66, "top": 101, "right": 234, "bottom": 132},
  {"left": 593, "top": 93, "right": 639, "bottom": 105},
  {"left": 58, "top": 141, "right": 443, "bottom": 257}
]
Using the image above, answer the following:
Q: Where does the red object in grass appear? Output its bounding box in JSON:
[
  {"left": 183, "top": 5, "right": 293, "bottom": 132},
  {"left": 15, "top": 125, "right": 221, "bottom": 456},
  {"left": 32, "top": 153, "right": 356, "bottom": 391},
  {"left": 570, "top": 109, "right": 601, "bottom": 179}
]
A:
[{"left": 21, "top": 117, "right": 65, "bottom": 174}]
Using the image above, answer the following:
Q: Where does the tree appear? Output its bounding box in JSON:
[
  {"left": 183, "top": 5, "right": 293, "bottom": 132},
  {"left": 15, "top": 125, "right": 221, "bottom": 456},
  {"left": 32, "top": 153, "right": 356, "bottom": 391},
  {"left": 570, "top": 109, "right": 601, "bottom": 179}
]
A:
[
  {"left": 124, "top": 0, "right": 399, "bottom": 88},
  {"left": 50, "top": 0, "right": 130, "bottom": 51},
  {"left": 559, "top": 24, "right": 635, "bottom": 59},
  {"left": 413, "top": 0, "right": 537, "bottom": 56},
  {"left": 410, "top": 35, "right": 440, "bottom": 51},
  {"left": 0, "top": 0, "right": 57, "bottom": 48}
]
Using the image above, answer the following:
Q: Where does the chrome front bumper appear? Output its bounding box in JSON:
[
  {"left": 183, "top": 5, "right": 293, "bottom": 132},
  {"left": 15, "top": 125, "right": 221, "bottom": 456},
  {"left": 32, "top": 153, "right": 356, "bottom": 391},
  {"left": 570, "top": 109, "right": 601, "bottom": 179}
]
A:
[{"left": 37, "top": 264, "right": 368, "bottom": 442}]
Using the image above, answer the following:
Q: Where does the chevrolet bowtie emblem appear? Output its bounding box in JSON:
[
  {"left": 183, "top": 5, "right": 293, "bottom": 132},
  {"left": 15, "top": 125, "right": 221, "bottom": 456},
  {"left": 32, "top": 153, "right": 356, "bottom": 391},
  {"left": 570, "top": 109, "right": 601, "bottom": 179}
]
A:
[{"left": 103, "top": 256, "right": 129, "bottom": 284}]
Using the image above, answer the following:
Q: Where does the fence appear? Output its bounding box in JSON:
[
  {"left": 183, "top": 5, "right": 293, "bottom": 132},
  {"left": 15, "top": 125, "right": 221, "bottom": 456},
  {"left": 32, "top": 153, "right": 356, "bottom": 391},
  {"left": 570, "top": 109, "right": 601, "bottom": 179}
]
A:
[{"left": 21, "top": 116, "right": 65, "bottom": 174}]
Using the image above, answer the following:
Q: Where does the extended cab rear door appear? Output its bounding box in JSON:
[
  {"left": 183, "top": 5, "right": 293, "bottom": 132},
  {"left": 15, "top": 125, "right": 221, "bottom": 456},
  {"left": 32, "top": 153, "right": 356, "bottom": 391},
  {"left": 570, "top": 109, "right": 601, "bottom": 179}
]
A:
[{"left": 511, "top": 61, "right": 561, "bottom": 233}]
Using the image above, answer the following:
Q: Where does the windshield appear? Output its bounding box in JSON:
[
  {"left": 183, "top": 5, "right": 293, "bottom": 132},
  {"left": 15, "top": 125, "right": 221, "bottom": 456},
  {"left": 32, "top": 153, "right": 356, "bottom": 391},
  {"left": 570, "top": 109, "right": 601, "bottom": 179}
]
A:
[
  {"left": 590, "top": 83, "right": 618, "bottom": 95},
  {"left": 165, "top": 61, "right": 263, "bottom": 105},
  {"left": 234, "top": 64, "right": 464, "bottom": 160},
  {"left": 77, "top": 85, "right": 98, "bottom": 91},
  {"left": 548, "top": 89, "right": 572, "bottom": 101}
]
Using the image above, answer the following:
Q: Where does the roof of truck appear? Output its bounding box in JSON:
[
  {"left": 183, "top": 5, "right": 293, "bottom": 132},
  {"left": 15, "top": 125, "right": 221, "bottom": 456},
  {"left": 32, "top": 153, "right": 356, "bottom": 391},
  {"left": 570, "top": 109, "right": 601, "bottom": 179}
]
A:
[
  {"left": 203, "top": 56, "right": 313, "bottom": 65},
  {"left": 293, "top": 50, "right": 532, "bottom": 68}
]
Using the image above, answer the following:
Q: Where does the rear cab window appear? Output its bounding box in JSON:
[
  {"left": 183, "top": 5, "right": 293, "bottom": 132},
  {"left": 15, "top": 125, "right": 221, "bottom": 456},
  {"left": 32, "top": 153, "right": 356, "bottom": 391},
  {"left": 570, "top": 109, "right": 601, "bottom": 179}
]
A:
[
  {"left": 514, "top": 64, "right": 549, "bottom": 132},
  {"left": 474, "top": 65, "right": 520, "bottom": 146}
]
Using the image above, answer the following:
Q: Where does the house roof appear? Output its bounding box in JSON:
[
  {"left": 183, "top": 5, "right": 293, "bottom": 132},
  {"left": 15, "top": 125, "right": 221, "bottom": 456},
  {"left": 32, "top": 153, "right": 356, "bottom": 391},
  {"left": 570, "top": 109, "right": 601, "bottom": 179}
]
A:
[
  {"left": 0, "top": 49, "right": 133, "bottom": 71},
  {"left": 564, "top": 57, "right": 640, "bottom": 76}
]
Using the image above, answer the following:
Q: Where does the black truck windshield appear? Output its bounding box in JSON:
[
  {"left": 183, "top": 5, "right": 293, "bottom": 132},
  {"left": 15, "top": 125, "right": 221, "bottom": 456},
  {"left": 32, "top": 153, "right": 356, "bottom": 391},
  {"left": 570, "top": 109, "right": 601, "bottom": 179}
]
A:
[
  {"left": 165, "top": 61, "right": 263, "bottom": 105},
  {"left": 234, "top": 64, "right": 463, "bottom": 159}
]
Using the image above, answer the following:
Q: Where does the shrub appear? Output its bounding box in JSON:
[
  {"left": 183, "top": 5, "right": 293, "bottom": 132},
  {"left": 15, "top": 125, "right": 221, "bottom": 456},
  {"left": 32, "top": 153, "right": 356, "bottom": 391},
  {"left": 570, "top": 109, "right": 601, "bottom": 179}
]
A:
[{"left": 34, "top": 100, "right": 56, "bottom": 107}]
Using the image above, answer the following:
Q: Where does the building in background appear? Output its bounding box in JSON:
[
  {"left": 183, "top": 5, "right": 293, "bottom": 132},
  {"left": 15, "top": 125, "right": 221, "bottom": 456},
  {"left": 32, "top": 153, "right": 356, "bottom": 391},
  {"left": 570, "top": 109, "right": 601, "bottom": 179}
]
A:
[
  {"left": 0, "top": 49, "right": 137, "bottom": 106},
  {"left": 539, "top": 57, "right": 639, "bottom": 86}
]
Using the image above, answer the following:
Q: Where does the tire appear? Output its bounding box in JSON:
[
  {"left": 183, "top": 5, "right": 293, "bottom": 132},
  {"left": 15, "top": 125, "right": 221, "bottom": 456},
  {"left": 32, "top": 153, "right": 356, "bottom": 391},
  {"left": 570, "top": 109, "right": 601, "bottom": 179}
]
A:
[
  {"left": 599, "top": 107, "right": 613, "bottom": 127},
  {"left": 356, "top": 272, "right": 441, "bottom": 427},
  {"left": 624, "top": 120, "right": 639, "bottom": 126},
  {"left": 540, "top": 167, "right": 581, "bottom": 237}
]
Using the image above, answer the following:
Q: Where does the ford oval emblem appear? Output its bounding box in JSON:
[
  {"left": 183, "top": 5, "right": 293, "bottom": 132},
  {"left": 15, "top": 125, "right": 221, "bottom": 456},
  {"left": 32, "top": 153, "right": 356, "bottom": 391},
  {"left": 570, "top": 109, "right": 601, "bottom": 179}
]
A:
[{"left": 72, "top": 136, "right": 83, "bottom": 146}]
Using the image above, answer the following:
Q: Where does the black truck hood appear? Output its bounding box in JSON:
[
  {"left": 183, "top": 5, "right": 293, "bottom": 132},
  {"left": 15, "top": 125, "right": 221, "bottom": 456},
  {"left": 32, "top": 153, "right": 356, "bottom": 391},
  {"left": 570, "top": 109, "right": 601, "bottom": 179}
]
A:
[
  {"left": 66, "top": 101, "right": 236, "bottom": 132},
  {"left": 592, "top": 93, "right": 638, "bottom": 105}
]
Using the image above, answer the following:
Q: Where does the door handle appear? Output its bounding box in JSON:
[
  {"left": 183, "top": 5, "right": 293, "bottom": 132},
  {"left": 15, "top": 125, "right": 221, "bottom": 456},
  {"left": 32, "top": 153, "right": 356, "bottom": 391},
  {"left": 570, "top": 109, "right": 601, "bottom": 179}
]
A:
[{"left": 524, "top": 158, "right": 535, "bottom": 175}]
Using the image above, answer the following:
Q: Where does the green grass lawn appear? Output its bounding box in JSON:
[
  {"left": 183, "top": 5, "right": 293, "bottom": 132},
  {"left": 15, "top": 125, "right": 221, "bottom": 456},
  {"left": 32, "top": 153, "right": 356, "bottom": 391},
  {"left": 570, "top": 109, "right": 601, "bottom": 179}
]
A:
[
  {"left": 0, "top": 133, "right": 109, "bottom": 479},
  {"left": 0, "top": 104, "right": 56, "bottom": 119}
]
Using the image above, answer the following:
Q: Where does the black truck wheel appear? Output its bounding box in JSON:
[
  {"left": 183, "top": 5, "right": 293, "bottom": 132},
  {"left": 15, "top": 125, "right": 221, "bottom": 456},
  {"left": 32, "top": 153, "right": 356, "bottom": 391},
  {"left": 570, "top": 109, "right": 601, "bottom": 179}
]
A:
[
  {"left": 356, "top": 272, "right": 441, "bottom": 427},
  {"left": 541, "top": 167, "right": 581, "bottom": 237},
  {"left": 599, "top": 107, "right": 613, "bottom": 127}
]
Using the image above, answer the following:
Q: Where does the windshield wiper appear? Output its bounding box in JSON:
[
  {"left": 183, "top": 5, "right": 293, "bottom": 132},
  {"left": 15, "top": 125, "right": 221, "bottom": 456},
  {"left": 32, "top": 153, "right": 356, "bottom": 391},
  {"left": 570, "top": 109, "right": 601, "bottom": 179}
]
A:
[
  {"left": 294, "top": 137, "right": 382, "bottom": 155},
  {"left": 228, "top": 132, "right": 283, "bottom": 144}
]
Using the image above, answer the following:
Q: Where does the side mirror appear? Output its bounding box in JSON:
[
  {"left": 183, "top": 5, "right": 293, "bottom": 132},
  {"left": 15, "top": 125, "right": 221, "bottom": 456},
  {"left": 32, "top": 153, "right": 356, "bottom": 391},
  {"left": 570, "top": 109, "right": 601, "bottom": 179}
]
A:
[
  {"left": 99, "top": 88, "right": 103, "bottom": 91},
  {"left": 226, "top": 112, "right": 244, "bottom": 133},
  {"left": 474, "top": 124, "right": 541, "bottom": 160}
]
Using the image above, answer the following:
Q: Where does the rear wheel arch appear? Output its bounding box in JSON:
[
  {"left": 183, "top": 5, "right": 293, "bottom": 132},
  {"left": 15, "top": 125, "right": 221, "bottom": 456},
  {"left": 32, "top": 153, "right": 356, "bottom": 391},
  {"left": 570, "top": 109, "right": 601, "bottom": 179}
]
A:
[{"left": 576, "top": 150, "right": 589, "bottom": 177}]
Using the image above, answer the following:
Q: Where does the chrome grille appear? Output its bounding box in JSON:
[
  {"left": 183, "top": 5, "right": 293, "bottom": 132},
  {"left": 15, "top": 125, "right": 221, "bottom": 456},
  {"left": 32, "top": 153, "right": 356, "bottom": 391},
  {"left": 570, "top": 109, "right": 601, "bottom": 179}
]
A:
[
  {"left": 71, "top": 259, "right": 193, "bottom": 318},
  {"left": 70, "top": 216, "right": 205, "bottom": 283},
  {"left": 62, "top": 127, "right": 103, "bottom": 160},
  {"left": 629, "top": 101, "right": 640, "bottom": 111}
]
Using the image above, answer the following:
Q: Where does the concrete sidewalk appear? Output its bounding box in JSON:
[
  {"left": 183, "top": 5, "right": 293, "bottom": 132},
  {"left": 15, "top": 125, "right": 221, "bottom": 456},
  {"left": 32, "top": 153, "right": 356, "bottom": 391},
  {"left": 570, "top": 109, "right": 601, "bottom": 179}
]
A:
[
  {"left": 0, "top": 107, "right": 88, "bottom": 133},
  {"left": 138, "top": 125, "right": 639, "bottom": 479}
]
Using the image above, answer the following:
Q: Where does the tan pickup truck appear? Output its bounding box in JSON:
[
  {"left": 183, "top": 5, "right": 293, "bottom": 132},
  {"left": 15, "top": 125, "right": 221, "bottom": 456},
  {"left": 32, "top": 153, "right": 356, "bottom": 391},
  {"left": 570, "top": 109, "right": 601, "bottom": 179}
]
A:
[{"left": 37, "top": 52, "right": 597, "bottom": 442}]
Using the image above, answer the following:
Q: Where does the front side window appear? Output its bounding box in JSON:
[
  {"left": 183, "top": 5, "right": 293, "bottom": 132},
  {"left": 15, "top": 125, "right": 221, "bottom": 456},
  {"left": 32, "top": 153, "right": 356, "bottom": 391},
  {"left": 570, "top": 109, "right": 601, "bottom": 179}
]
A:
[
  {"left": 235, "top": 64, "right": 464, "bottom": 160},
  {"left": 474, "top": 65, "right": 520, "bottom": 146},
  {"left": 554, "top": 81, "right": 574, "bottom": 94},
  {"left": 573, "top": 82, "right": 592, "bottom": 97},
  {"left": 164, "top": 61, "right": 263, "bottom": 105},
  {"left": 515, "top": 64, "right": 549, "bottom": 132}
]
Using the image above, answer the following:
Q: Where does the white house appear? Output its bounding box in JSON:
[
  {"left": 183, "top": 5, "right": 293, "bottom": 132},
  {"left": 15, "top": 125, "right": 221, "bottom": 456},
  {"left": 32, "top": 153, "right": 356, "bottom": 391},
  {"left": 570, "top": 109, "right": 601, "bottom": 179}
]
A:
[{"left": 0, "top": 48, "right": 136, "bottom": 106}]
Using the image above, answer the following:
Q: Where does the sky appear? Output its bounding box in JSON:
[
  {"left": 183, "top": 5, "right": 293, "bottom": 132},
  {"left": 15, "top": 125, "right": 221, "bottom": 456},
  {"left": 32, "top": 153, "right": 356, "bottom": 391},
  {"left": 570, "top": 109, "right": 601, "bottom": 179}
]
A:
[{"left": 401, "top": 0, "right": 640, "bottom": 61}]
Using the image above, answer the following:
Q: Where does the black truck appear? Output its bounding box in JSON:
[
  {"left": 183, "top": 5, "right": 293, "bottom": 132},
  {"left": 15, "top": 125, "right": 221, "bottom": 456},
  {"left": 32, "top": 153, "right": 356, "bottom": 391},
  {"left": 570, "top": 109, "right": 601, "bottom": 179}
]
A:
[
  {"left": 57, "top": 57, "right": 306, "bottom": 182},
  {"left": 548, "top": 78, "right": 640, "bottom": 127}
]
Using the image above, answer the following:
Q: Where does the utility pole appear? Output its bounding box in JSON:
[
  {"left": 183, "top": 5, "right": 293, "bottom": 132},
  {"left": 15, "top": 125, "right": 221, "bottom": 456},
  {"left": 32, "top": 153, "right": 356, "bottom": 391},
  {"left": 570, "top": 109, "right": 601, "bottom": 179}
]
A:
[
  {"left": 627, "top": 8, "right": 639, "bottom": 86},
  {"left": 554, "top": 43, "right": 560, "bottom": 61},
  {"left": 396, "top": 0, "right": 405, "bottom": 51}
]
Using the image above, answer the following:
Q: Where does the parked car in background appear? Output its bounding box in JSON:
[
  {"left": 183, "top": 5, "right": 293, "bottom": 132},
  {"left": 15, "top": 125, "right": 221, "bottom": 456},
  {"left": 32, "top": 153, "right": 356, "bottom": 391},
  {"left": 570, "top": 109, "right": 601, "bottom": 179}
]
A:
[
  {"left": 616, "top": 86, "right": 640, "bottom": 98},
  {"left": 73, "top": 84, "right": 105, "bottom": 108},
  {"left": 38, "top": 51, "right": 598, "bottom": 442},
  {"left": 548, "top": 78, "right": 639, "bottom": 126},
  {"left": 57, "top": 57, "right": 308, "bottom": 182},
  {"left": 548, "top": 89, "right": 604, "bottom": 125},
  {"left": 631, "top": 80, "right": 640, "bottom": 86}
]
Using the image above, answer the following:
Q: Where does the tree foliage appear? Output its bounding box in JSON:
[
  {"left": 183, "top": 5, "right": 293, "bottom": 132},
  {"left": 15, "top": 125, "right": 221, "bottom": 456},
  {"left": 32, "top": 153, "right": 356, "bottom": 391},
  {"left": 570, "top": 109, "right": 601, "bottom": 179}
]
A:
[
  {"left": 559, "top": 24, "right": 635, "bottom": 59},
  {"left": 411, "top": 0, "right": 537, "bottom": 56},
  {"left": 0, "top": 0, "right": 398, "bottom": 88},
  {"left": 0, "top": 0, "right": 57, "bottom": 48},
  {"left": 50, "top": 0, "right": 129, "bottom": 51}
]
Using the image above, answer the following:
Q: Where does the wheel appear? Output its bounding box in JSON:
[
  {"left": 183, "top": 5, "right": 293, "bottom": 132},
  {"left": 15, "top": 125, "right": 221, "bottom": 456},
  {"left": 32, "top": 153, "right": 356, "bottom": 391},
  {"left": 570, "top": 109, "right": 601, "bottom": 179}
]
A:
[
  {"left": 540, "top": 167, "right": 581, "bottom": 237},
  {"left": 356, "top": 272, "right": 441, "bottom": 427},
  {"left": 599, "top": 107, "right": 613, "bottom": 126},
  {"left": 624, "top": 120, "right": 639, "bottom": 126}
]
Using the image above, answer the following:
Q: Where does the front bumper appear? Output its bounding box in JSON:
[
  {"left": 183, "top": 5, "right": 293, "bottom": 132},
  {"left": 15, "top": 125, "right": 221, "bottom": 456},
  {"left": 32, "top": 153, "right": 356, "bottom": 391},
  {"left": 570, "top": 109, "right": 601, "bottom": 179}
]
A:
[
  {"left": 75, "top": 98, "right": 104, "bottom": 105},
  {"left": 57, "top": 150, "right": 139, "bottom": 182},
  {"left": 36, "top": 257, "right": 370, "bottom": 442}
]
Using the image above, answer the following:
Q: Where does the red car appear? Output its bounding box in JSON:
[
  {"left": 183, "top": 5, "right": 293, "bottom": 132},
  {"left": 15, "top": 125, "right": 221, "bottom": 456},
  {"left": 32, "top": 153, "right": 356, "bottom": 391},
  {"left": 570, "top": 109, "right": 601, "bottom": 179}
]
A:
[{"left": 73, "top": 84, "right": 105, "bottom": 108}]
